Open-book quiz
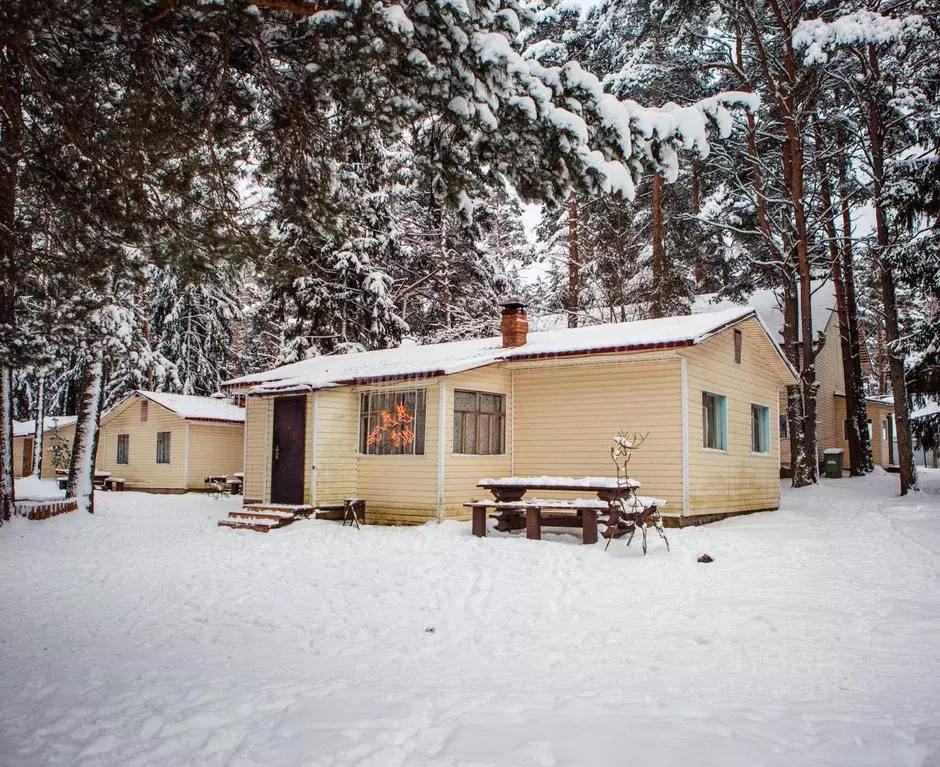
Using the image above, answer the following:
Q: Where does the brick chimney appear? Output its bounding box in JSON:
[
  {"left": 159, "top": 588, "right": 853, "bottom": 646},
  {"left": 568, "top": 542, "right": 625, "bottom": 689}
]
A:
[{"left": 500, "top": 302, "right": 528, "bottom": 348}]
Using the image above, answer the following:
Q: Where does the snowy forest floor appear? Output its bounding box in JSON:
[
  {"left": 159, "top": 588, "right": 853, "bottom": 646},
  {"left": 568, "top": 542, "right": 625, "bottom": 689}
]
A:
[{"left": 2, "top": 470, "right": 940, "bottom": 766}]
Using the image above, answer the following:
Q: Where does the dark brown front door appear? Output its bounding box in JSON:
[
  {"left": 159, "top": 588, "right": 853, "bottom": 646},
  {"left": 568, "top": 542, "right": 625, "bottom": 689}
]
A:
[
  {"left": 271, "top": 396, "right": 306, "bottom": 505},
  {"left": 23, "top": 438, "right": 34, "bottom": 476}
]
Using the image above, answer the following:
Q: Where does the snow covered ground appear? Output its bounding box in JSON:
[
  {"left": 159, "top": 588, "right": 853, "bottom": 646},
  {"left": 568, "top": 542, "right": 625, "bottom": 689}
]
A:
[{"left": 2, "top": 470, "right": 940, "bottom": 766}]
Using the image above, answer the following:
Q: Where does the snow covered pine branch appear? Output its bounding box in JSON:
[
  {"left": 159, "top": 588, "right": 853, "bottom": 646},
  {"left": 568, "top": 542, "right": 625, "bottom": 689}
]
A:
[{"left": 237, "top": 0, "right": 759, "bottom": 203}]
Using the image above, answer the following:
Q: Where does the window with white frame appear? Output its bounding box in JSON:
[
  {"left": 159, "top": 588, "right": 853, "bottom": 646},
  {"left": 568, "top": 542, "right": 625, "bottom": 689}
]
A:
[
  {"left": 358, "top": 389, "right": 427, "bottom": 455},
  {"left": 702, "top": 392, "right": 727, "bottom": 451},
  {"left": 454, "top": 390, "right": 506, "bottom": 455},
  {"left": 751, "top": 404, "right": 770, "bottom": 453}
]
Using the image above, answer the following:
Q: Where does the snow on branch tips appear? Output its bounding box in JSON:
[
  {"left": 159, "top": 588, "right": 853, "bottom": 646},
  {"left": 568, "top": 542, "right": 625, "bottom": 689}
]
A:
[{"left": 794, "top": 12, "right": 929, "bottom": 65}]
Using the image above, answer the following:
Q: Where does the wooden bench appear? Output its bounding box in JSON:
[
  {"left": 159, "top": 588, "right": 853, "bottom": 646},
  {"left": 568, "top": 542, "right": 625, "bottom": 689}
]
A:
[
  {"left": 104, "top": 477, "right": 125, "bottom": 491},
  {"left": 464, "top": 499, "right": 608, "bottom": 544},
  {"left": 314, "top": 499, "right": 366, "bottom": 525}
]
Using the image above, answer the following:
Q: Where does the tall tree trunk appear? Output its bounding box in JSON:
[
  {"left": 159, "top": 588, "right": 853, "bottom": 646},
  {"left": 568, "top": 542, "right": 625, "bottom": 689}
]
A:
[
  {"left": 0, "top": 367, "right": 12, "bottom": 521},
  {"left": 32, "top": 373, "right": 45, "bottom": 478},
  {"left": 0, "top": 54, "right": 22, "bottom": 522},
  {"left": 567, "top": 190, "right": 580, "bottom": 328},
  {"left": 781, "top": 125, "right": 819, "bottom": 485},
  {"left": 650, "top": 173, "right": 665, "bottom": 318},
  {"left": 814, "top": 127, "right": 864, "bottom": 476},
  {"left": 835, "top": 132, "right": 874, "bottom": 473},
  {"left": 866, "top": 46, "right": 916, "bottom": 494},
  {"left": 782, "top": 275, "right": 807, "bottom": 481},
  {"left": 68, "top": 353, "right": 105, "bottom": 514},
  {"left": 691, "top": 165, "right": 705, "bottom": 288}
]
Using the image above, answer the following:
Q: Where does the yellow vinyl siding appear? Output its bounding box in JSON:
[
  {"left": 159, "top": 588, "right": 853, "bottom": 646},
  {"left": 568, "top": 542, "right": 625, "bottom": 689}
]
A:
[
  {"left": 98, "top": 397, "right": 186, "bottom": 490},
  {"left": 185, "top": 423, "right": 245, "bottom": 489},
  {"left": 442, "top": 366, "right": 513, "bottom": 520},
  {"left": 813, "top": 311, "right": 843, "bottom": 457},
  {"left": 243, "top": 396, "right": 269, "bottom": 503},
  {"left": 356, "top": 380, "right": 440, "bottom": 525},
  {"left": 12, "top": 436, "right": 28, "bottom": 477},
  {"left": 314, "top": 388, "right": 359, "bottom": 506},
  {"left": 512, "top": 356, "right": 685, "bottom": 514},
  {"left": 683, "top": 319, "right": 783, "bottom": 515}
]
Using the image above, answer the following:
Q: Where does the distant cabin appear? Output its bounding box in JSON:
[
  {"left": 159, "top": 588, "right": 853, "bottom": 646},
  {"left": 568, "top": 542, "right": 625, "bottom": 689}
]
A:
[
  {"left": 12, "top": 416, "right": 78, "bottom": 479},
  {"left": 224, "top": 305, "right": 798, "bottom": 526},
  {"left": 96, "top": 391, "right": 245, "bottom": 493}
]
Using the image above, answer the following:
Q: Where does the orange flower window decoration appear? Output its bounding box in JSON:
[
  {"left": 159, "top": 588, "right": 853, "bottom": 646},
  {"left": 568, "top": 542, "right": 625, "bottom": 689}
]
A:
[{"left": 366, "top": 400, "right": 416, "bottom": 449}]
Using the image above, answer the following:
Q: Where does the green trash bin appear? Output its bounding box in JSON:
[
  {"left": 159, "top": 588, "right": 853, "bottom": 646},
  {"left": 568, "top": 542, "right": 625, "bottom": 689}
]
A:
[{"left": 823, "top": 448, "right": 844, "bottom": 478}]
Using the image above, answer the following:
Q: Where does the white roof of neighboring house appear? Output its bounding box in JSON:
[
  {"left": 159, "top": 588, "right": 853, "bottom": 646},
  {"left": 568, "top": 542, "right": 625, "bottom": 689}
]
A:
[
  {"left": 135, "top": 391, "right": 246, "bottom": 423},
  {"left": 226, "top": 306, "right": 796, "bottom": 395},
  {"left": 530, "top": 281, "right": 837, "bottom": 345},
  {"left": 13, "top": 416, "right": 78, "bottom": 438}
]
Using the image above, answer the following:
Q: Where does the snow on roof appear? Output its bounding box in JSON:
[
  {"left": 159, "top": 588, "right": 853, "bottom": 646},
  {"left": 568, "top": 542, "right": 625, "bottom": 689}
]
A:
[
  {"left": 912, "top": 400, "right": 940, "bottom": 420},
  {"left": 137, "top": 392, "right": 246, "bottom": 423},
  {"left": 13, "top": 416, "right": 78, "bottom": 438},
  {"left": 226, "top": 306, "right": 790, "bottom": 394},
  {"left": 529, "top": 280, "right": 837, "bottom": 344}
]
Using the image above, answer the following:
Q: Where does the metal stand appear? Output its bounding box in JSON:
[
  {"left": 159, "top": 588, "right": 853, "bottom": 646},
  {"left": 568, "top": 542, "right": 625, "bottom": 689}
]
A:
[{"left": 343, "top": 498, "right": 361, "bottom": 530}]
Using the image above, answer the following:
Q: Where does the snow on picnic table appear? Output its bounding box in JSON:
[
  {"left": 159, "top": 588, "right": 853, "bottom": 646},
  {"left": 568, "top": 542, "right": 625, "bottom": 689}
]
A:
[
  {"left": 2, "top": 470, "right": 940, "bottom": 765},
  {"left": 478, "top": 475, "right": 641, "bottom": 489}
]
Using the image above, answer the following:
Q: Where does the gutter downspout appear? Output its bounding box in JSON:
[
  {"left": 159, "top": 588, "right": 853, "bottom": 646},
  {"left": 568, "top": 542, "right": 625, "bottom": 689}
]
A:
[
  {"left": 437, "top": 379, "right": 446, "bottom": 523},
  {"left": 681, "top": 357, "right": 690, "bottom": 517}
]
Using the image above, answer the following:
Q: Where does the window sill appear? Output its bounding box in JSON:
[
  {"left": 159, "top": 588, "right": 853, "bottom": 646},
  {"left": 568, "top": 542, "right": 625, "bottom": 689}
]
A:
[
  {"left": 749, "top": 451, "right": 773, "bottom": 458},
  {"left": 702, "top": 447, "right": 728, "bottom": 454}
]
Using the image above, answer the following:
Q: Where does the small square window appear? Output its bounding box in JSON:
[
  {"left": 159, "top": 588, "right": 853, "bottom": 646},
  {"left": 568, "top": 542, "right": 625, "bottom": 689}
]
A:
[
  {"left": 702, "top": 392, "right": 727, "bottom": 451},
  {"left": 116, "top": 434, "right": 129, "bottom": 465},
  {"left": 156, "top": 431, "right": 171, "bottom": 464},
  {"left": 734, "top": 329, "right": 743, "bottom": 364},
  {"left": 751, "top": 404, "right": 770, "bottom": 454}
]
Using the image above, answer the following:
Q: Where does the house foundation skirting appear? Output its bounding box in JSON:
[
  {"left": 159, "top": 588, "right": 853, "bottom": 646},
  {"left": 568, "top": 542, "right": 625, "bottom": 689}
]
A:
[{"left": 662, "top": 507, "right": 778, "bottom": 528}]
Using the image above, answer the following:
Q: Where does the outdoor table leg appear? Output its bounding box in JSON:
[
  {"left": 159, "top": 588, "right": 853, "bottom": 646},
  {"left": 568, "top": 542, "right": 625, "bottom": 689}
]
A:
[
  {"left": 582, "top": 508, "right": 598, "bottom": 545},
  {"left": 472, "top": 507, "right": 487, "bottom": 537},
  {"left": 526, "top": 507, "right": 541, "bottom": 540}
]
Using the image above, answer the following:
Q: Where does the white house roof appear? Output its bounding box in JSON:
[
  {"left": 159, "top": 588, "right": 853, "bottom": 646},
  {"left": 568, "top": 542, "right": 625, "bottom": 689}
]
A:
[
  {"left": 136, "top": 391, "right": 246, "bottom": 423},
  {"left": 226, "top": 306, "right": 795, "bottom": 395},
  {"left": 13, "top": 416, "right": 78, "bottom": 438},
  {"left": 530, "top": 281, "right": 837, "bottom": 345}
]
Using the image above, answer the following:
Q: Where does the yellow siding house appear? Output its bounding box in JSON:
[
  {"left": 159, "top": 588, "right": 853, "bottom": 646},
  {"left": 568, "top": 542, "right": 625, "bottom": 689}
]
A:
[
  {"left": 13, "top": 416, "right": 78, "bottom": 479},
  {"left": 226, "top": 305, "right": 797, "bottom": 526},
  {"left": 97, "top": 391, "right": 245, "bottom": 493}
]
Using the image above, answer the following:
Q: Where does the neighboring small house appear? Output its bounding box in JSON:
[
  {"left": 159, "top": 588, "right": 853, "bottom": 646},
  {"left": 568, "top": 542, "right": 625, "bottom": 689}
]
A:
[
  {"left": 97, "top": 391, "right": 245, "bottom": 493},
  {"left": 912, "top": 400, "right": 940, "bottom": 469},
  {"left": 224, "top": 304, "right": 797, "bottom": 526},
  {"left": 531, "top": 282, "right": 898, "bottom": 472},
  {"left": 12, "top": 416, "right": 78, "bottom": 479}
]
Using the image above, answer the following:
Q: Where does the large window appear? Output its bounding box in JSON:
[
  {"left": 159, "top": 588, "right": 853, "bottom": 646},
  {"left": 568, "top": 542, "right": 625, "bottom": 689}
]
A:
[
  {"left": 751, "top": 404, "right": 770, "bottom": 454},
  {"left": 702, "top": 392, "right": 727, "bottom": 451},
  {"left": 454, "top": 390, "right": 506, "bottom": 455},
  {"left": 359, "top": 389, "right": 426, "bottom": 455},
  {"left": 116, "top": 434, "right": 129, "bottom": 465},
  {"left": 156, "top": 431, "right": 171, "bottom": 464}
]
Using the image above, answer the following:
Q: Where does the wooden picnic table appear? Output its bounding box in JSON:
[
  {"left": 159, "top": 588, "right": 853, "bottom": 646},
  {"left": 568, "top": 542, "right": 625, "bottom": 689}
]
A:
[{"left": 470, "top": 476, "right": 647, "bottom": 545}]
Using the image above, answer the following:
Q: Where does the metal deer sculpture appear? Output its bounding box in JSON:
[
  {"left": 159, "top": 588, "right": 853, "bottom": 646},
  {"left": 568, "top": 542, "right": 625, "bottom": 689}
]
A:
[{"left": 606, "top": 431, "right": 669, "bottom": 554}]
